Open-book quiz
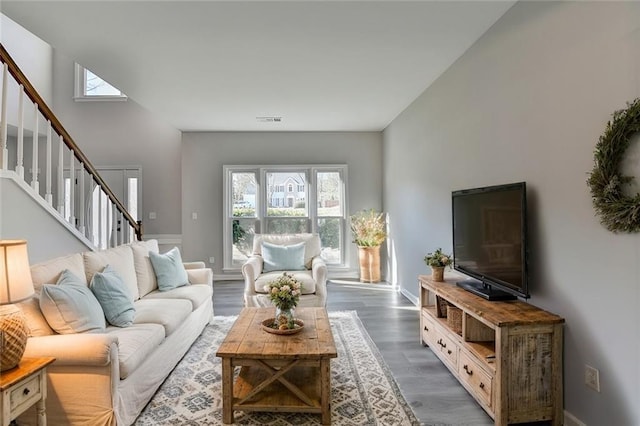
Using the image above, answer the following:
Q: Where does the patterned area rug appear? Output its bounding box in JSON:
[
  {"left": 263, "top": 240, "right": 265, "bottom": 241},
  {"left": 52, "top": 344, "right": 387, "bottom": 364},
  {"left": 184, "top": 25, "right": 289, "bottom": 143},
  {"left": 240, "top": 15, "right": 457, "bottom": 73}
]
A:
[{"left": 135, "top": 311, "right": 419, "bottom": 425}]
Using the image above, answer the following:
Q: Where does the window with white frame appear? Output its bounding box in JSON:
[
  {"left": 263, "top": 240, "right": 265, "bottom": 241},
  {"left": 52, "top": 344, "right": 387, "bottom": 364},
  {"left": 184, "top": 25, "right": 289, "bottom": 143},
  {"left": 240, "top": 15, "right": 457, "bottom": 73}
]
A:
[
  {"left": 223, "top": 165, "right": 348, "bottom": 271},
  {"left": 74, "top": 63, "right": 127, "bottom": 101}
]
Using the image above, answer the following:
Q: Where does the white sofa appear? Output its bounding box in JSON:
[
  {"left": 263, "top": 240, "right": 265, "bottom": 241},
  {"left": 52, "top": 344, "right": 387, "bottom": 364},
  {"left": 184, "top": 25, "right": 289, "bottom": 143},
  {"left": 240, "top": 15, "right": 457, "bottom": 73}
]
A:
[
  {"left": 241, "top": 233, "right": 327, "bottom": 308},
  {"left": 16, "top": 240, "right": 213, "bottom": 426}
]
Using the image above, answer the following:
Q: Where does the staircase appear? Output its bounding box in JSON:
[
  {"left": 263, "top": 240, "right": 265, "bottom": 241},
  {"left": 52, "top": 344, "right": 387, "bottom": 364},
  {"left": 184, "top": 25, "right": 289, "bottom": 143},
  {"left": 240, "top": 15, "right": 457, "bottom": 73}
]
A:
[{"left": 0, "top": 43, "right": 141, "bottom": 262}]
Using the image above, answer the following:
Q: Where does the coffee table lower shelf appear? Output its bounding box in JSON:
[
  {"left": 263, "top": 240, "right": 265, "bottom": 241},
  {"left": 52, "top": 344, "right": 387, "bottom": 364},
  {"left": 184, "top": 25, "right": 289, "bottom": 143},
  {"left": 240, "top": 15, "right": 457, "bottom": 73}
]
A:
[
  {"left": 222, "top": 358, "right": 331, "bottom": 425},
  {"left": 235, "top": 363, "right": 323, "bottom": 410}
]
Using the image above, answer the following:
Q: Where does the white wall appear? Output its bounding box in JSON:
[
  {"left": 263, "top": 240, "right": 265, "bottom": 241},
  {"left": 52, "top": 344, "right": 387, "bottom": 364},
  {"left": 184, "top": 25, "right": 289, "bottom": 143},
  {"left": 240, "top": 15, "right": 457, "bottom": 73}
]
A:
[
  {"left": 383, "top": 2, "right": 639, "bottom": 425},
  {"left": 181, "top": 131, "right": 382, "bottom": 276},
  {"left": 0, "top": 14, "right": 53, "bottom": 136},
  {"left": 50, "top": 52, "right": 183, "bottom": 236},
  {"left": 0, "top": 172, "right": 91, "bottom": 263},
  {"left": 1, "top": 14, "right": 53, "bottom": 104}
]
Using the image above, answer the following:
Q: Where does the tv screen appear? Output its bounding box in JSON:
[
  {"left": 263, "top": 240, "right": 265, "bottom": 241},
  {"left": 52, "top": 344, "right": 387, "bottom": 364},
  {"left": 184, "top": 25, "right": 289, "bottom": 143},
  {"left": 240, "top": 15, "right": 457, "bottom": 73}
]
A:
[{"left": 452, "top": 182, "right": 529, "bottom": 300}]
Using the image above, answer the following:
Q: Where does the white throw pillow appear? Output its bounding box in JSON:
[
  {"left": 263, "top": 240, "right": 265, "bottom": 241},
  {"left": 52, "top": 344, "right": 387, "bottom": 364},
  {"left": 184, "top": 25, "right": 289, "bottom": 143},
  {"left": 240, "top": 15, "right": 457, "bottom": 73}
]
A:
[
  {"left": 130, "top": 239, "right": 160, "bottom": 297},
  {"left": 40, "top": 269, "right": 106, "bottom": 334}
]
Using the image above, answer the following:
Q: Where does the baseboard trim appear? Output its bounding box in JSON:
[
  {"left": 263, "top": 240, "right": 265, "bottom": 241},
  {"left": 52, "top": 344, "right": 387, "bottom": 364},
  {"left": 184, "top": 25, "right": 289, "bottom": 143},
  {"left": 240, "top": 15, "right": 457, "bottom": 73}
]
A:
[
  {"left": 401, "top": 287, "right": 419, "bottom": 306},
  {"left": 564, "top": 410, "right": 586, "bottom": 426},
  {"left": 214, "top": 273, "right": 242, "bottom": 281},
  {"left": 144, "top": 234, "right": 182, "bottom": 245}
]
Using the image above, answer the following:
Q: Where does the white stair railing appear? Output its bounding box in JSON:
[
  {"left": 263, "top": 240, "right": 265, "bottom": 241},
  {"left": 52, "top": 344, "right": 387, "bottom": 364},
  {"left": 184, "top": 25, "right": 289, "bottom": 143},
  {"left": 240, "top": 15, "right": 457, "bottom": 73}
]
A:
[{"left": 0, "top": 43, "right": 141, "bottom": 248}]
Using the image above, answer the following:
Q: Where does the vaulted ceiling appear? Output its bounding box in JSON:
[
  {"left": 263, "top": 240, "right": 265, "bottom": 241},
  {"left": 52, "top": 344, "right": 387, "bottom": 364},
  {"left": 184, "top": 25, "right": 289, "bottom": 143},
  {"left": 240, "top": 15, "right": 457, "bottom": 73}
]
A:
[{"left": 2, "top": 1, "right": 514, "bottom": 132}]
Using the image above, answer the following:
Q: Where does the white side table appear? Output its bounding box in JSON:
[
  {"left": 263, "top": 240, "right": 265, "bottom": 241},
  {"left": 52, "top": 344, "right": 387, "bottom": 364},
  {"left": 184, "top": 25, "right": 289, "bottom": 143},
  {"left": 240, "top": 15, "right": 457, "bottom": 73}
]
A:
[{"left": 1, "top": 357, "right": 55, "bottom": 426}]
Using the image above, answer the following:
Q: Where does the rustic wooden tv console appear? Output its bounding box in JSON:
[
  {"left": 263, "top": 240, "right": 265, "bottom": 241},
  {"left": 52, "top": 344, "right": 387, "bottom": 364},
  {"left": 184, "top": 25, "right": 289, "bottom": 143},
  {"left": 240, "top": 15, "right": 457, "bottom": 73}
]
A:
[{"left": 419, "top": 275, "right": 564, "bottom": 426}]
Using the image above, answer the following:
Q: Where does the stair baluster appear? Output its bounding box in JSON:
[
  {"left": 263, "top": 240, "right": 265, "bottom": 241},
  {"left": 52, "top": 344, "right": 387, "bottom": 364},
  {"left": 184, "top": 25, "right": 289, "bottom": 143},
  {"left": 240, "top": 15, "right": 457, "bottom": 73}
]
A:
[{"left": 0, "top": 43, "right": 142, "bottom": 247}]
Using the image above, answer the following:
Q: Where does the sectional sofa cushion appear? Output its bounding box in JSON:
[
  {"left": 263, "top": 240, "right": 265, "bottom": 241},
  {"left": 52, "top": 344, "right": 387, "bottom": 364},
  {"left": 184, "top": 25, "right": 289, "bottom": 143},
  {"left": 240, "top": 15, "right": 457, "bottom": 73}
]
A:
[
  {"left": 261, "top": 241, "right": 306, "bottom": 272},
  {"left": 18, "top": 297, "right": 55, "bottom": 337},
  {"left": 30, "top": 252, "right": 86, "bottom": 293},
  {"left": 149, "top": 247, "right": 189, "bottom": 291},
  {"left": 133, "top": 298, "right": 192, "bottom": 336},
  {"left": 107, "top": 323, "right": 165, "bottom": 379},
  {"left": 84, "top": 245, "right": 139, "bottom": 301},
  {"left": 40, "top": 269, "right": 106, "bottom": 334},
  {"left": 130, "top": 239, "right": 160, "bottom": 298},
  {"left": 143, "top": 284, "right": 213, "bottom": 310},
  {"left": 90, "top": 265, "right": 136, "bottom": 327}
]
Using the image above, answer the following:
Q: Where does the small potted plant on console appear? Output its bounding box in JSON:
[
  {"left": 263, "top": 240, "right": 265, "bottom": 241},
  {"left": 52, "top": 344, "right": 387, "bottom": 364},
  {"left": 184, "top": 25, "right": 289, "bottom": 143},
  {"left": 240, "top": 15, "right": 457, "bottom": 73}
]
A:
[{"left": 424, "top": 248, "right": 452, "bottom": 282}]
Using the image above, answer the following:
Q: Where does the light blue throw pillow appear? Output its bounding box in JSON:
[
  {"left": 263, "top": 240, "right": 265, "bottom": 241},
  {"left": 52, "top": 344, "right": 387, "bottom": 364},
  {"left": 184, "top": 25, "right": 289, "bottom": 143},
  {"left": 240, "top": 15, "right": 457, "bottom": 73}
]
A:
[
  {"left": 262, "top": 241, "right": 306, "bottom": 272},
  {"left": 90, "top": 265, "right": 136, "bottom": 327},
  {"left": 40, "top": 269, "right": 106, "bottom": 334},
  {"left": 149, "top": 247, "right": 189, "bottom": 291}
]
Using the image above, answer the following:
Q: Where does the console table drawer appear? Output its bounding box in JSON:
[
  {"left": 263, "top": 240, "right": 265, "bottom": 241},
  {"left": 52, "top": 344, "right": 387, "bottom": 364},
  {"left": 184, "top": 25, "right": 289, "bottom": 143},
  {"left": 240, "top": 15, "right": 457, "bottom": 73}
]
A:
[
  {"left": 459, "top": 352, "right": 493, "bottom": 408},
  {"left": 422, "top": 312, "right": 458, "bottom": 368},
  {"left": 421, "top": 313, "right": 438, "bottom": 346},
  {"left": 10, "top": 373, "right": 42, "bottom": 413},
  {"left": 434, "top": 332, "right": 458, "bottom": 368}
]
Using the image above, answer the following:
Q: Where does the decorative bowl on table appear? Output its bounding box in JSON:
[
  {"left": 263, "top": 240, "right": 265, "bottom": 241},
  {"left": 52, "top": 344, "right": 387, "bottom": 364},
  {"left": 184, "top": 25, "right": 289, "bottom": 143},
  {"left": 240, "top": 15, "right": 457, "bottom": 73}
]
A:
[{"left": 261, "top": 318, "right": 305, "bottom": 335}]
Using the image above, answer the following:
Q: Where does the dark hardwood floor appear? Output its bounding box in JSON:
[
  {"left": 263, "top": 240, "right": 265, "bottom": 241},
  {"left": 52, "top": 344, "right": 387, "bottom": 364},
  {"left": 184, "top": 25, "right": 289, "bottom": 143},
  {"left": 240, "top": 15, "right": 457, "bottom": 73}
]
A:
[{"left": 213, "top": 279, "right": 493, "bottom": 426}]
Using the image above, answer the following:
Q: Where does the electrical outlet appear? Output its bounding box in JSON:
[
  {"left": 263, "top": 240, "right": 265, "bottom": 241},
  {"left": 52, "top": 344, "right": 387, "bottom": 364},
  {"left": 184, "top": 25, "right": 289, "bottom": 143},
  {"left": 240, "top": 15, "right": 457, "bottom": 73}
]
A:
[
  {"left": 585, "top": 364, "right": 600, "bottom": 392},
  {"left": 209, "top": 257, "right": 215, "bottom": 264}
]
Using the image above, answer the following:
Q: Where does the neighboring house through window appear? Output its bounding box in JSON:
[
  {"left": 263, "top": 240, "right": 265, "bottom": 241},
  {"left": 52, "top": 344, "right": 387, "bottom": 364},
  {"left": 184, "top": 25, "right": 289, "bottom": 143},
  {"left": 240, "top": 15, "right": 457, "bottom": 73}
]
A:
[{"left": 223, "top": 165, "right": 348, "bottom": 272}]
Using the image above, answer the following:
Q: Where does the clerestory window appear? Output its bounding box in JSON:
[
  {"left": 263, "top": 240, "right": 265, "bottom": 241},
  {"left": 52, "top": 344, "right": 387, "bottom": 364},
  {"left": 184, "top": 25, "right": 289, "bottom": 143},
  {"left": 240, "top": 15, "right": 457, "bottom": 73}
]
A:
[{"left": 74, "top": 63, "right": 127, "bottom": 101}]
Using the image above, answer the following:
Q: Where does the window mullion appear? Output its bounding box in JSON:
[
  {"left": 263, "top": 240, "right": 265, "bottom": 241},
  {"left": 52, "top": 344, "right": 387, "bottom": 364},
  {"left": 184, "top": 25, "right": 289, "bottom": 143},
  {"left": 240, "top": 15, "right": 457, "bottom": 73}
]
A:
[{"left": 309, "top": 169, "right": 318, "bottom": 233}]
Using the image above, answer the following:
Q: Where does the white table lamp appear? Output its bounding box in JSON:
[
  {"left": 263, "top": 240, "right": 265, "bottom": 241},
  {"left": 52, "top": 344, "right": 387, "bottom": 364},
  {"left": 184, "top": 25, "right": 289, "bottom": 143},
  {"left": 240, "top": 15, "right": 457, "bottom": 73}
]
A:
[{"left": 0, "top": 240, "right": 35, "bottom": 371}]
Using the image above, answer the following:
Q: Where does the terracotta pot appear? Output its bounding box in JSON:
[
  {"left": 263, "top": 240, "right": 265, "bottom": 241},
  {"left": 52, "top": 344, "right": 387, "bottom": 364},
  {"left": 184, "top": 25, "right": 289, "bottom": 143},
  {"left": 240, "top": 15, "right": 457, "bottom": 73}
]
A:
[
  {"left": 358, "top": 245, "right": 381, "bottom": 283},
  {"left": 431, "top": 266, "right": 445, "bottom": 282}
]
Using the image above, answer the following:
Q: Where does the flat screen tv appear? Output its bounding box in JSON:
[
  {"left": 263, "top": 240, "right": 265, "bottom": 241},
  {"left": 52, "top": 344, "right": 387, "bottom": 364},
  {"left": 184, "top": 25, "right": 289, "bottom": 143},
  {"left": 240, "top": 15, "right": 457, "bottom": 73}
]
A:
[{"left": 452, "top": 182, "right": 529, "bottom": 300}]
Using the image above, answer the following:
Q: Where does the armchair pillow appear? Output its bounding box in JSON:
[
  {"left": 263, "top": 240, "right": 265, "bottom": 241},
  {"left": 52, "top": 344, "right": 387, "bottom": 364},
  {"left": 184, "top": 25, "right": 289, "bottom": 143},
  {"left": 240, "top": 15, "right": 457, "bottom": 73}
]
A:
[
  {"left": 40, "top": 269, "right": 106, "bottom": 334},
  {"left": 149, "top": 247, "right": 189, "bottom": 291},
  {"left": 90, "top": 265, "right": 136, "bottom": 327},
  {"left": 262, "top": 241, "right": 306, "bottom": 272}
]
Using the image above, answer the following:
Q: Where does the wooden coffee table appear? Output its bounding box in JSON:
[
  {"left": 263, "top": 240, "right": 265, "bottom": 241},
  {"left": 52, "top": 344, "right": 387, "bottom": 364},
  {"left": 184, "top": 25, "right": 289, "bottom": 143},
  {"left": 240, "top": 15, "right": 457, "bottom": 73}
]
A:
[{"left": 216, "top": 307, "right": 337, "bottom": 425}]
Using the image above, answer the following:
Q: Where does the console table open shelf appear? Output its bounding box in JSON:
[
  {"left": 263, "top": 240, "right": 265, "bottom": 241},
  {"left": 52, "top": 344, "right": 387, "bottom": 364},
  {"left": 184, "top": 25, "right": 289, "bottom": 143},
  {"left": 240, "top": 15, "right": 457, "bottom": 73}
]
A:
[{"left": 419, "top": 275, "right": 564, "bottom": 426}]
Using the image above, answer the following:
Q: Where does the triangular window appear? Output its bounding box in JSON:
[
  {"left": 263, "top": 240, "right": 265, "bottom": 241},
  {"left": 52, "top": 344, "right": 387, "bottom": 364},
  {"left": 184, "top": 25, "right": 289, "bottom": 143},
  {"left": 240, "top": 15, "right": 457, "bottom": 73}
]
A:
[{"left": 74, "top": 63, "right": 127, "bottom": 101}]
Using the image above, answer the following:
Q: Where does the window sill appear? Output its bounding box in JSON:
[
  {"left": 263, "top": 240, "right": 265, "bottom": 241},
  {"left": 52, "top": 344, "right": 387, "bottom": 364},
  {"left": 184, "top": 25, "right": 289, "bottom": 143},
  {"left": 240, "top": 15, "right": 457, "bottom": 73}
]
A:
[{"left": 73, "top": 96, "right": 128, "bottom": 102}]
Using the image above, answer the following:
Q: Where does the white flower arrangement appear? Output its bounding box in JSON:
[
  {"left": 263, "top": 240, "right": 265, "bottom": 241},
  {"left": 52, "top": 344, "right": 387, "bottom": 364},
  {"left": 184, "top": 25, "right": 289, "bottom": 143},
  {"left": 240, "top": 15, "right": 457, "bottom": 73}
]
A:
[{"left": 263, "top": 272, "right": 302, "bottom": 310}]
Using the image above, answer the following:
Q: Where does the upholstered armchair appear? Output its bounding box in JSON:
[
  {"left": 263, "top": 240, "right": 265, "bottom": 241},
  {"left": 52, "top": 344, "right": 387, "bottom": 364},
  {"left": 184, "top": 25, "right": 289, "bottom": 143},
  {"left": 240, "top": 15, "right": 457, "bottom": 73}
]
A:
[{"left": 241, "top": 233, "right": 328, "bottom": 308}]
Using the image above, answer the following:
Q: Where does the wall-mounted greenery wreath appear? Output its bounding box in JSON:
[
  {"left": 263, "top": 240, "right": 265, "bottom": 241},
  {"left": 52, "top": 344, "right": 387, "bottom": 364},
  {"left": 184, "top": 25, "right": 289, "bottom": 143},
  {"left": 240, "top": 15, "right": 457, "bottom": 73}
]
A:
[{"left": 587, "top": 98, "right": 640, "bottom": 233}]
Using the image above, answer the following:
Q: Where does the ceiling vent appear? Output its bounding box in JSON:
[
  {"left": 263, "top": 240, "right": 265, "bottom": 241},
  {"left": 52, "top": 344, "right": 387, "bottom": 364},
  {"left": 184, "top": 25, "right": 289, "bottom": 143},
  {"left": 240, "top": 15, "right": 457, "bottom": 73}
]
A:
[{"left": 256, "top": 116, "right": 282, "bottom": 123}]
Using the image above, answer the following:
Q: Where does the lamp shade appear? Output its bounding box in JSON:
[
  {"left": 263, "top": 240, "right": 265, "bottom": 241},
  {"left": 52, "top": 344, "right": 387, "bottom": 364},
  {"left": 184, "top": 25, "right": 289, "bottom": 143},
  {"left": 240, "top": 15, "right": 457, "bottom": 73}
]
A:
[{"left": 0, "top": 240, "right": 35, "bottom": 304}]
